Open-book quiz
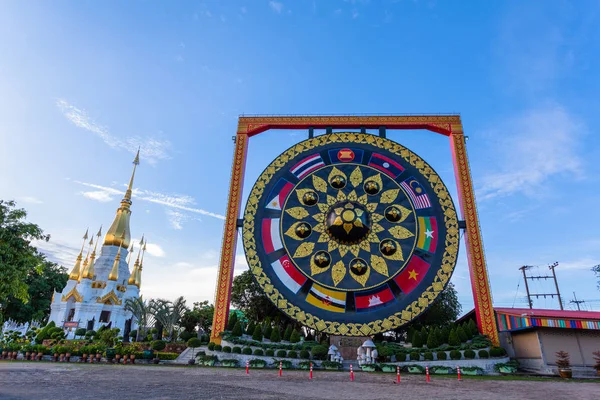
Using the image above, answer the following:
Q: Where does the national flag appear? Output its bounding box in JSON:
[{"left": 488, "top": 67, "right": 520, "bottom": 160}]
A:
[
  {"left": 328, "top": 148, "right": 364, "bottom": 164},
  {"left": 400, "top": 177, "right": 431, "bottom": 209},
  {"left": 393, "top": 255, "right": 430, "bottom": 294},
  {"left": 354, "top": 285, "right": 395, "bottom": 312},
  {"left": 261, "top": 218, "right": 282, "bottom": 254},
  {"left": 417, "top": 216, "right": 438, "bottom": 253},
  {"left": 290, "top": 154, "right": 325, "bottom": 179},
  {"left": 368, "top": 153, "right": 404, "bottom": 178},
  {"left": 271, "top": 255, "right": 307, "bottom": 294},
  {"left": 265, "top": 178, "right": 294, "bottom": 210},
  {"left": 306, "top": 283, "right": 346, "bottom": 313}
]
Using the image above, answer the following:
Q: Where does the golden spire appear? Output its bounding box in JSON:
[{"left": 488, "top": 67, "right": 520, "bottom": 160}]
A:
[
  {"left": 127, "top": 236, "right": 143, "bottom": 285},
  {"left": 68, "top": 229, "right": 88, "bottom": 280},
  {"left": 82, "top": 227, "right": 102, "bottom": 280},
  {"left": 135, "top": 241, "right": 147, "bottom": 288},
  {"left": 103, "top": 149, "right": 140, "bottom": 249},
  {"left": 78, "top": 236, "right": 94, "bottom": 281},
  {"left": 108, "top": 241, "right": 123, "bottom": 281},
  {"left": 126, "top": 243, "right": 135, "bottom": 266}
]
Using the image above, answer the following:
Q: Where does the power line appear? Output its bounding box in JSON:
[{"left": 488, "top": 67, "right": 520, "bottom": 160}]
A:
[
  {"left": 570, "top": 292, "right": 585, "bottom": 311},
  {"left": 519, "top": 262, "right": 563, "bottom": 310}
]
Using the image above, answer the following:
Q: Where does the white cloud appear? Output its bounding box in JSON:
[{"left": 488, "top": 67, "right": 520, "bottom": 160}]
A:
[
  {"left": 165, "top": 209, "right": 196, "bottom": 230},
  {"left": 74, "top": 180, "right": 225, "bottom": 221},
  {"left": 559, "top": 258, "right": 599, "bottom": 271},
  {"left": 132, "top": 237, "right": 165, "bottom": 258},
  {"left": 269, "top": 1, "right": 283, "bottom": 13},
  {"left": 18, "top": 196, "right": 43, "bottom": 204},
  {"left": 477, "top": 104, "right": 584, "bottom": 200},
  {"left": 56, "top": 99, "right": 172, "bottom": 164},
  {"left": 81, "top": 190, "right": 113, "bottom": 202}
]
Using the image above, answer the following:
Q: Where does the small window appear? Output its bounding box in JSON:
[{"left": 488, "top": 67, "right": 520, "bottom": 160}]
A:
[
  {"left": 99, "top": 310, "right": 111, "bottom": 323},
  {"left": 67, "top": 308, "right": 76, "bottom": 322}
]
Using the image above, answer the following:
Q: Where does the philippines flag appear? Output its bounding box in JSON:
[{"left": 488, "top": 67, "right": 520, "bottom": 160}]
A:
[
  {"left": 368, "top": 153, "right": 405, "bottom": 178},
  {"left": 354, "top": 285, "right": 395, "bottom": 312},
  {"left": 400, "top": 177, "right": 431, "bottom": 209},
  {"left": 290, "top": 154, "right": 325, "bottom": 180},
  {"left": 271, "top": 255, "right": 307, "bottom": 294},
  {"left": 393, "top": 255, "right": 430, "bottom": 294},
  {"left": 265, "top": 178, "right": 294, "bottom": 210},
  {"left": 261, "top": 218, "right": 283, "bottom": 254}
]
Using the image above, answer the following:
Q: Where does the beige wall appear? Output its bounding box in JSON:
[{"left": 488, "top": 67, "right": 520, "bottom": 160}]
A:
[
  {"left": 511, "top": 330, "right": 542, "bottom": 359},
  {"left": 538, "top": 328, "right": 600, "bottom": 367}
]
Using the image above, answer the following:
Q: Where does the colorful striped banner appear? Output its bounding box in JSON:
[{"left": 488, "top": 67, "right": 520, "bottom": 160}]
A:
[{"left": 496, "top": 311, "right": 600, "bottom": 332}]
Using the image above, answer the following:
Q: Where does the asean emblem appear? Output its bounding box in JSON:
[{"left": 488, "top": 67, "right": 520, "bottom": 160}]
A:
[{"left": 242, "top": 133, "right": 459, "bottom": 336}]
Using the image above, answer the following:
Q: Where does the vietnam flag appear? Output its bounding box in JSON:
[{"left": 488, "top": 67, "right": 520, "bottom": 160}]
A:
[
  {"left": 416, "top": 216, "right": 438, "bottom": 253},
  {"left": 393, "top": 255, "right": 430, "bottom": 294}
]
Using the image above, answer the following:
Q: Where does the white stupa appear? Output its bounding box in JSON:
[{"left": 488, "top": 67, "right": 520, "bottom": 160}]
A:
[{"left": 48, "top": 150, "right": 146, "bottom": 339}]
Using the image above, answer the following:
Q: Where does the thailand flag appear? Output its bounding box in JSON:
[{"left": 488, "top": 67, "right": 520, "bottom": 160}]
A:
[
  {"left": 265, "top": 178, "right": 294, "bottom": 211},
  {"left": 401, "top": 177, "right": 431, "bottom": 209},
  {"left": 261, "top": 218, "right": 283, "bottom": 254},
  {"left": 290, "top": 154, "right": 325, "bottom": 180},
  {"left": 271, "top": 255, "right": 307, "bottom": 294},
  {"left": 368, "top": 153, "right": 404, "bottom": 178},
  {"left": 354, "top": 285, "right": 395, "bottom": 312}
]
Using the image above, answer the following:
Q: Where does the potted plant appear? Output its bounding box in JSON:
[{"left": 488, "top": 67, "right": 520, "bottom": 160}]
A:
[
  {"left": 592, "top": 350, "right": 600, "bottom": 376},
  {"left": 65, "top": 345, "right": 73, "bottom": 362},
  {"left": 152, "top": 340, "right": 166, "bottom": 364},
  {"left": 187, "top": 338, "right": 202, "bottom": 365},
  {"left": 80, "top": 345, "right": 88, "bottom": 363},
  {"left": 555, "top": 350, "right": 571, "bottom": 378}
]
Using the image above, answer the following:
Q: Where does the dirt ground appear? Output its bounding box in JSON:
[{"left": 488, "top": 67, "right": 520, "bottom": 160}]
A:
[{"left": 0, "top": 362, "right": 597, "bottom": 400}]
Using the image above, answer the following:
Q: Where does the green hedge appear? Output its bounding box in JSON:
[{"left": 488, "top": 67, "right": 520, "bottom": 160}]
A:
[{"left": 157, "top": 352, "right": 178, "bottom": 360}]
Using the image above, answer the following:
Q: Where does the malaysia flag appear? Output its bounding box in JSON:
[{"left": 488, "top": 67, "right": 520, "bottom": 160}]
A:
[
  {"left": 265, "top": 178, "right": 294, "bottom": 211},
  {"left": 354, "top": 285, "right": 395, "bottom": 312},
  {"left": 271, "top": 255, "right": 307, "bottom": 294},
  {"left": 290, "top": 154, "right": 325, "bottom": 180},
  {"left": 261, "top": 218, "right": 283, "bottom": 254},
  {"left": 393, "top": 255, "right": 430, "bottom": 294},
  {"left": 400, "top": 177, "right": 431, "bottom": 209},
  {"left": 368, "top": 153, "right": 404, "bottom": 178}
]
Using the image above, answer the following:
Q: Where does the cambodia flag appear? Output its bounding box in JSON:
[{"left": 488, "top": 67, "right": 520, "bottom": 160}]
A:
[
  {"left": 368, "top": 153, "right": 404, "bottom": 178},
  {"left": 393, "top": 255, "right": 430, "bottom": 294},
  {"left": 354, "top": 285, "right": 395, "bottom": 312},
  {"left": 416, "top": 216, "right": 438, "bottom": 253},
  {"left": 261, "top": 218, "right": 282, "bottom": 254},
  {"left": 401, "top": 177, "right": 431, "bottom": 209},
  {"left": 271, "top": 255, "right": 307, "bottom": 294},
  {"left": 265, "top": 178, "right": 294, "bottom": 211},
  {"left": 290, "top": 154, "right": 325, "bottom": 180}
]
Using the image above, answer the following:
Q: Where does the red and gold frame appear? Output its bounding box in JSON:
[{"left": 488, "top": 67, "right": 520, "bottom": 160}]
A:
[{"left": 210, "top": 115, "right": 499, "bottom": 346}]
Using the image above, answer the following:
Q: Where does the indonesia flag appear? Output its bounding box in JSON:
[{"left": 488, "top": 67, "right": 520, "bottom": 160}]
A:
[
  {"left": 354, "top": 285, "right": 395, "bottom": 312},
  {"left": 265, "top": 178, "right": 294, "bottom": 210},
  {"left": 290, "top": 154, "right": 325, "bottom": 180},
  {"left": 261, "top": 218, "right": 283, "bottom": 254},
  {"left": 271, "top": 255, "right": 307, "bottom": 294},
  {"left": 368, "top": 153, "right": 404, "bottom": 178}
]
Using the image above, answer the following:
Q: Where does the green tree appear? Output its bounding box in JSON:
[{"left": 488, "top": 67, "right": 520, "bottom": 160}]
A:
[
  {"left": 0, "top": 200, "right": 51, "bottom": 316},
  {"left": 264, "top": 324, "right": 273, "bottom": 340},
  {"left": 227, "top": 311, "right": 238, "bottom": 331},
  {"left": 230, "top": 270, "right": 285, "bottom": 322},
  {"left": 468, "top": 319, "right": 479, "bottom": 336},
  {"left": 289, "top": 328, "right": 301, "bottom": 343},
  {"left": 283, "top": 325, "right": 292, "bottom": 341},
  {"left": 124, "top": 296, "right": 150, "bottom": 342},
  {"left": 426, "top": 330, "right": 439, "bottom": 349},
  {"left": 179, "top": 300, "right": 214, "bottom": 336},
  {"left": 462, "top": 322, "right": 473, "bottom": 340},
  {"left": 448, "top": 328, "right": 460, "bottom": 346},
  {"left": 411, "top": 330, "right": 423, "bottom": 348},
  {"left": 270, "top": 327, "right": 281, "bottom": 343},
  {"left": 231, "top": 321, "right": 243, "bottom": 337},
  {"left": 246, "top": 321, "right": 256, "bottom": 336},
  {"left": 252, "top": 325, "right": 263, "bottom": 342},
  {"left": 440, "top": 326, "right": 450, "bottom": 344},
  {"left": 456, "top": 326, "right": 468, "bottom": 343},
  {"left": 3, "top": 259, "right": 67, "bottom": 323}
]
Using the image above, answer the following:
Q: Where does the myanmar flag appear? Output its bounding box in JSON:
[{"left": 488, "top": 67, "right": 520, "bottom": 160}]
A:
[
  {"left": 416, "top": 216, "right": 438, "bottom": 253},
  {"left": 393, "top": 255, "right": 430, "bottom": 294}
]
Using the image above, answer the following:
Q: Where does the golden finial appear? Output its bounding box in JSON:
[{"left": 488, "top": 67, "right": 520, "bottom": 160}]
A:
[
  {"left": 126, "top": 243, "right": 135, "bottom": 266},
  {"left": 128, "top": 258, "right": 139, "bottom": 286},
  {"left": 103, "top": 151, "right": 140, "bottom": 249},
  {"left": 81, "top": 227, "right": 102, "bottom": 280},
  {"left": 68, "top": 229, "right": 89, "bottom": 280},
  {"left": 135, "top": 240, "right": 147, "bottom": 288},
  {"left": 108, "top": 234, "right": 125, "bottom": 281}
]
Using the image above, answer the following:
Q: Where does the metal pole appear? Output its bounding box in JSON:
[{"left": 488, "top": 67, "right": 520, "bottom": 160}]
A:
[
  {"left": 520, "top": 266, "right": 533, "bottom": 309},
  {"left": 572, "top": 292, "right": 582, "bottom": 311},
  {"left": 549, "top": 263, "right": 563, "bottom": 310}
]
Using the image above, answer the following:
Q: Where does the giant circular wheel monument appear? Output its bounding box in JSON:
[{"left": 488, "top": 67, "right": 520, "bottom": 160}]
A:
[{"left": 211, "top": 116, "right": 499, "bottom": 346}]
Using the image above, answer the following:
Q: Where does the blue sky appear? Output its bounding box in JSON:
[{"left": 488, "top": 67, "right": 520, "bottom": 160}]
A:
[{"left": 1, "top": 0, "right": 599, "bottom": 313}]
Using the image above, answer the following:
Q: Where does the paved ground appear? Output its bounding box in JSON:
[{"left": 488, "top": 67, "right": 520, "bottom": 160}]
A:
[{"left": 0, "top": 362, "right": 598, "bottom": 400}]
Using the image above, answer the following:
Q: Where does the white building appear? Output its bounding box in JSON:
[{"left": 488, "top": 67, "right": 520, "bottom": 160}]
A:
[{"left": 48, "top": 151, "right": 146, "bottom": 339}]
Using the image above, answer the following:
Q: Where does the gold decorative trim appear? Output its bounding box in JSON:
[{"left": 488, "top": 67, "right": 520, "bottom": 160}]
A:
[
  {"left": 91, "top": 281, "right": 107, "bottom": 289},
  {"left": 96, "top": 290, "right": 122, "bottom": 305},
  {"left": 61, "top": 287, "right": 83, "bottom": 303},
  {"left": 243, "top": 133, "right": 459, "bottom": 336}
]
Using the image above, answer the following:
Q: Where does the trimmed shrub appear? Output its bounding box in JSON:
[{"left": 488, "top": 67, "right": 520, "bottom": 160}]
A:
[
  {"left": 290, "top": 329, "right": 301, "bottom": 343},
  {"left": 74, "top": 328, "right": 87, "bottom": 337},
  {"left": 242, "top": 347, "right": 253, "bottom": 355},
  {"left": 441, "top": 326, "right": 450, "bottom": 344},
  {"left": 288, "top": 350, "right": 298, "bottom": 358},
  {"left": 270, "top": 328, "right": 281, "bottom": 343},
  {"left": 232, "top": 322, "right": 243, "bottom": 337},
  {"left": 311, "top": 345, "right": 328, "bottom": 360},
  {"left": 410, "top": 352, "right": 420, "bottom": 361},
  {"left": 227, "top": 312, "right": 238, "bottom": 331},
  {"left": 252, "top": 325, "right": 263, "bottom": 342},
  {"left": 232, "top": 346, "right": 242, "bottom": 354},
  {"left": 300, "top": 349, "right": 310, "bottom": 359},
  {"left": 283, "top": 325, "right": 293, "bottom": 341},
  {"left": 464, "top": 349, "right": 476, "bottom": 359},
  {"left": 424, "top": 351, "right": 434, "bottom": 361},
  {"left": 253, "top": 348, "right": 264, "bottom": 356},
  {"left": 395, "top": 352, "right": 407, "bottom": 362},
  {"left": 246, "top": 321, "right": 256, "bottom": 336},
  {"left": 157, "top": 352, "right": 178, "bottom": 360},
  {"left": 222, "top": 346, "right": 231, "bottom": 353},
  {"left": 187, "top": 338, "right": 203, "bottom": 349},
  {"left": 412, "top": 331, "right": 423, "bottom": 348},
  {"left": 264, "top": 326, "right": 273, "bottom": 340},
  {"left": 448, "top": 329, "right": 460, "bottom": 346},
  {"left": 214, "top": 344, "right": 222, "bottom": 352},
  {"left": 449, "top": 350, "right": 461, "bottom": 360},
  {"left": 179, "top": 331, "right": 194, "bottom": 342},
  {"left": 478, "top": 350, "right": 489, "bottom": 359},
  {"left": 265, "top": 349, "right": 275, "bottom": 357},
  {"left": 468, "top": 319, "right": 479, "bottom": 336},
  {"left": 276, "top": 350, "right": 287, "bottom": 358},
  {"left": 426, "top": 331, "right": 439, "bottom": 349},
  {"left": 457, "top": 327, "right": 468, "bottom": 343},
  {"left": 436, "top": 351, "right": 448, "bottom": 360},
  {"left": 490, "top": 347, "right": 506, "bottom": 357},
  {"left": 207, "top": 342, "right": 216, "bottom": 351},
  {"left": 152, "top": 340, "right": 166, "bottom": 352}
]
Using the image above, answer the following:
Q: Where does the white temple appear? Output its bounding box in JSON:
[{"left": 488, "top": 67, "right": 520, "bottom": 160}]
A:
[{"left": 48, "top": 151, "right": 146, "bottom": 339}]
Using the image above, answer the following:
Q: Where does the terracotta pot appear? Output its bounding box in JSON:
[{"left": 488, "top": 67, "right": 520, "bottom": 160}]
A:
[
  {"left": 65, "top": 353, "right": 71, "bottom": 362},
  {"left": 60, "top": 354, "right": 66, "bottom": 362},
  {"left": 12, "top": 352, "right": 18, "bottom": 360},
  {"left": 25, "top": 352, "right": 31, "bottom": 360},
  {"left": 558, "top": 368, "right": 572, "bottom": 379},
  {"left": 596, "top": 368, "right": 600, "bottom": 377},
  {"left": 96, "top": 353, "right": 101, "bottom": 362},
  {"left": 81, "top": 354, "right": 88, "bottom": 362},
  {"left": 53, "top": 353, "right": 58, "bottom": 362},
  {"left": 37, "top": 352, "right": 43, "bottom": 361},
  {"left": 1, "top": 351, "right": 7, "bottom": 359},
  {"left": 130, "top": 354, "right": 135, "bottom": 364}
]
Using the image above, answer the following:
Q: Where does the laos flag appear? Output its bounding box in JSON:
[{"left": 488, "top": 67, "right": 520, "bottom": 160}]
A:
[{"left": 368, "top": 153, "right": 404, "bottom": 178}]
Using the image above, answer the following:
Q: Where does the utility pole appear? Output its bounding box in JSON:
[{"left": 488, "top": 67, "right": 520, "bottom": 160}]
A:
[
  {"left": 570, "top": 292, "right": 585, "bottom": 311},
  {"left": 518, "top": 263, "right": 563, "bottom": 310}
]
